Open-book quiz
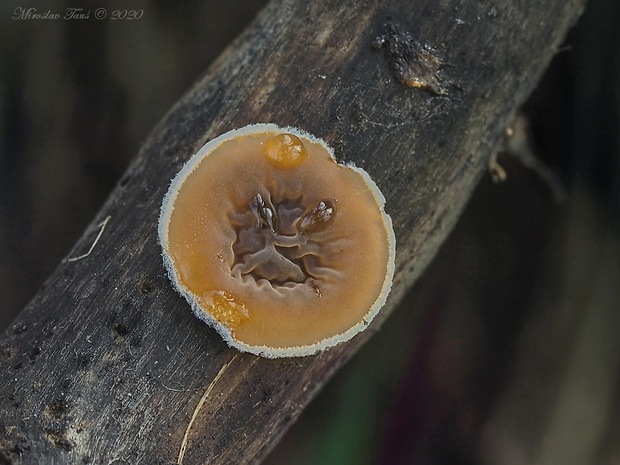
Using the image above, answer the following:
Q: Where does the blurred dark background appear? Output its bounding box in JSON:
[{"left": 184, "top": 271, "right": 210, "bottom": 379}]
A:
[{"left": 1, "top": 0, "right": 619, "bottom": 464}]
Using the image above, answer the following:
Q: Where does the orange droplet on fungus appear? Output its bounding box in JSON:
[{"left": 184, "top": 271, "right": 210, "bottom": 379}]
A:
[{"left": 262, "top": 133, "right": 308, "bottom": 169}]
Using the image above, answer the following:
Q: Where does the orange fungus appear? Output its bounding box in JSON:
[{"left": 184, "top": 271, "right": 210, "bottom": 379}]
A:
[{"left": 158, "top": 124, "right": 395, "bottom": 357}]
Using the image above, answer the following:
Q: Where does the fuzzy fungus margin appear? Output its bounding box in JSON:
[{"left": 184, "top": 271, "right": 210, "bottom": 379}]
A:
[{"left": 159, "top": 124, "right": 396, "bottom": 358}]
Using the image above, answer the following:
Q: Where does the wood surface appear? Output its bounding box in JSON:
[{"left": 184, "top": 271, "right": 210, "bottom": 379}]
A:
[{"left": 0, "top": 0, "right": 586, "bottom": 463}]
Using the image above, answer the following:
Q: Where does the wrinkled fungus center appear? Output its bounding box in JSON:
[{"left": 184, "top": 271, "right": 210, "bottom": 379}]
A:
[{"left": 230, "top": 193, "right": 336, "bottom": 287}]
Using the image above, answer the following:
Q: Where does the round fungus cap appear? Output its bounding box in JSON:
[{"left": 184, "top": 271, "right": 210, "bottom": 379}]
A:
[{"left": 159, "top": 123, "right": 395, "bottom": 357}]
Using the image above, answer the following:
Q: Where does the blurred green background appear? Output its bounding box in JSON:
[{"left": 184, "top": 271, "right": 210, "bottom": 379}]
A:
[{"left": 1, "top": 1, "right": 619, "bottom": 464}]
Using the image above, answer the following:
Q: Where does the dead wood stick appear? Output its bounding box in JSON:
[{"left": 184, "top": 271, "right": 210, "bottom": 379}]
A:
[{"left": 0, "top": 0, "right": 585, "bottom": 463}]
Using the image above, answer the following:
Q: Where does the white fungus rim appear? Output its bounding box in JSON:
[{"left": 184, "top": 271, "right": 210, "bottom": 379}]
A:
[{"left": 158, "top": 123, "right": 396, "bottom": 358}]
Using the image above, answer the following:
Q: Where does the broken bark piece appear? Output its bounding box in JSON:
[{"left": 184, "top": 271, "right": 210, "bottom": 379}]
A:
[{"left": 373, "top": 22, "right": 448, "bottom": 95}]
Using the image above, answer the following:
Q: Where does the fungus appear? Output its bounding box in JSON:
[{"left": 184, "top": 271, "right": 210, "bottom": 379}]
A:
[{"left": 159, "top": 124, "right": 395, "bottom": 358}]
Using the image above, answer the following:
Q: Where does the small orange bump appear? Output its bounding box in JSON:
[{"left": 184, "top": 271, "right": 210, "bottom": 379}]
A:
[
  {"left": 205, "top": 291, "right": 249, "bottom": 330},
  {"left": 263, "top": 133, "right": 308, "bottom": 169}
]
